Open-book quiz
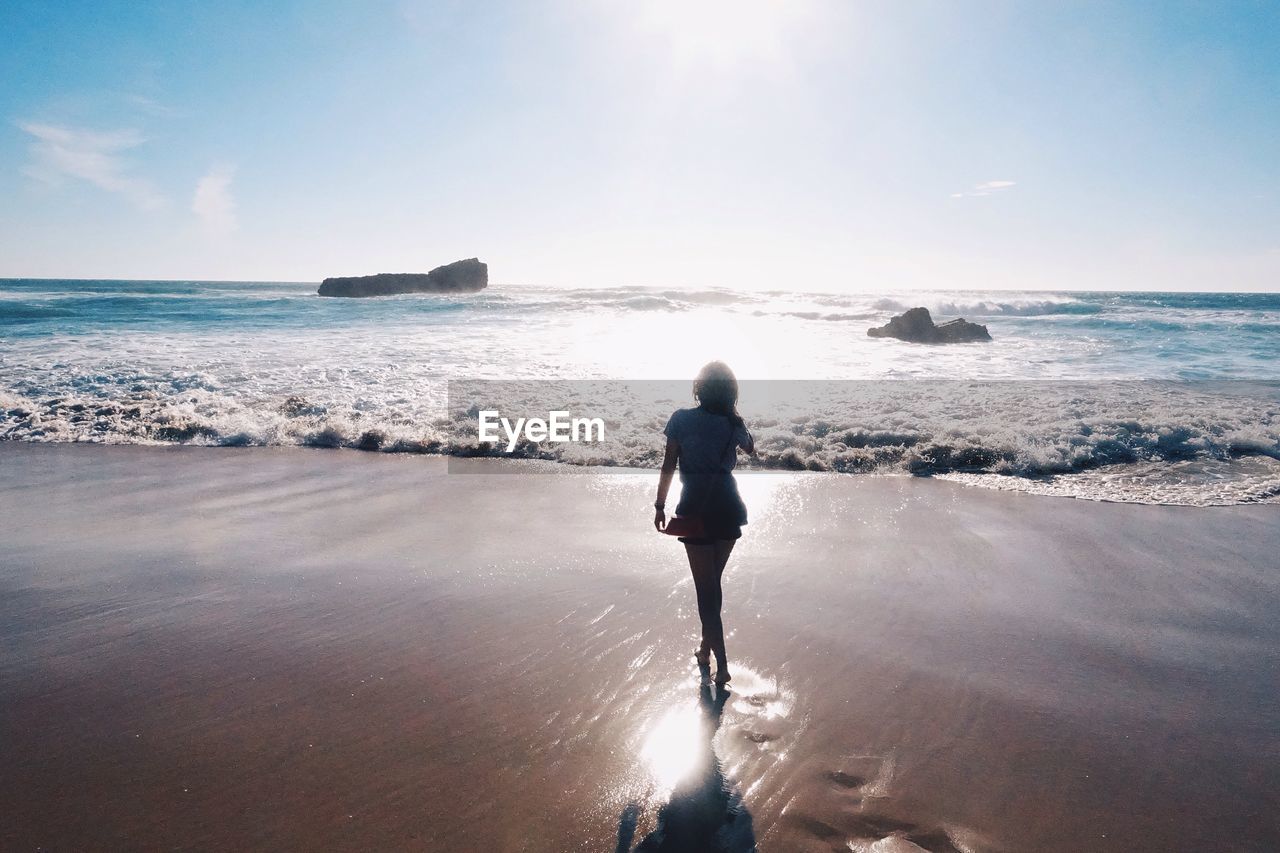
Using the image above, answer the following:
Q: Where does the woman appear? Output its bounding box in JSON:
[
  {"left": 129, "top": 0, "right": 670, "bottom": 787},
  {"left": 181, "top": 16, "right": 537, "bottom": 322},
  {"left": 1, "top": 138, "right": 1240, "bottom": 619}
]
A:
[{"left": 654, "top": 361, "right": 754, "bottom": 685}]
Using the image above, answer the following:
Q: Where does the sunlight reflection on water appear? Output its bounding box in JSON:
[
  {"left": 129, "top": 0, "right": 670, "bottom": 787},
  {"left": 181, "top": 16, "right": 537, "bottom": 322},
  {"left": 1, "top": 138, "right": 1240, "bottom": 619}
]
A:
[
  {"left": 586, "top": 469, "right": 799, "bottom": 518},
  {"left": 640, "top": 704, "right": 708, "bottom": 794}
]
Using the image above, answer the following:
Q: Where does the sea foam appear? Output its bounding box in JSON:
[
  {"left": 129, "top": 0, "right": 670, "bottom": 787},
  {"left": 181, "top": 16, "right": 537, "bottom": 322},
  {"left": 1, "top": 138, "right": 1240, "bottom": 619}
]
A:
[{"left": 3, "top": 279, "right": 1280, "bottom": 505}]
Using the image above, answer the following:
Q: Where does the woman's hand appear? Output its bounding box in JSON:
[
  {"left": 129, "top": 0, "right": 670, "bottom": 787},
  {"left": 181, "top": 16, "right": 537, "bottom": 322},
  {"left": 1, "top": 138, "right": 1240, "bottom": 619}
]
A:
[{"left": 655, "top": 436, "right": 677, "bottom": 532}]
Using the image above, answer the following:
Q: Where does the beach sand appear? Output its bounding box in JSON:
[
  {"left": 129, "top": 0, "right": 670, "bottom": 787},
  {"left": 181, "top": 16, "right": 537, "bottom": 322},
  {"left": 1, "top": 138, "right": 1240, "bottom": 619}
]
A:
[{"left": 2, "top": 444, "right": 1277, "bottom": 852}]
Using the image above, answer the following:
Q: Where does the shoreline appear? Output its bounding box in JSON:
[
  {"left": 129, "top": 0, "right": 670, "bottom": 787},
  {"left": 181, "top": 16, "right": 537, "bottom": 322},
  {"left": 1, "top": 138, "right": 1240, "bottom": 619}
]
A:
[
  {"left": 4, "top": 438, "right": 1278, "bottom": 508},
  {"left": 3, "top": 443, "right": 1278, "bottom": 851}
]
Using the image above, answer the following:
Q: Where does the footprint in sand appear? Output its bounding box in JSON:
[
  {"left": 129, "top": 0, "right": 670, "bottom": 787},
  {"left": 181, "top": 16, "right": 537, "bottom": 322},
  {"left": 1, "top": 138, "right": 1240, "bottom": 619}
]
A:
[
  {"left": 783, "top": 807, "right": 971, "bottom": 853},
  {"left": 860, "top": 839, "right": 935, "bottom": 853},
  {"left": 778, "top": 753, "right": 981, "bottom": 853},
  {"left": 721, "top": 666, "right": 797, "bottom": 749},
  {"left": 826, "top": 770, "right": 868, "bottom": 789}
]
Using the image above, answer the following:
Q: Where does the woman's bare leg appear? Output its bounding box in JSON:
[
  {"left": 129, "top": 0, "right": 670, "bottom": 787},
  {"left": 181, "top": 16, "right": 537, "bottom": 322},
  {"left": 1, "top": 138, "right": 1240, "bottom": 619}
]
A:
[
  {"left": 684, "top": 543, "right": 721, "bottom": 664},
  {"left": 685, "top": 540, "right": 735, "bottom": 678},
  {"left": 712, "top": 540, "right": 735, "bottom": 680},
  {"left": 714, "top": 539, "right": 735, "bottom": 575}
]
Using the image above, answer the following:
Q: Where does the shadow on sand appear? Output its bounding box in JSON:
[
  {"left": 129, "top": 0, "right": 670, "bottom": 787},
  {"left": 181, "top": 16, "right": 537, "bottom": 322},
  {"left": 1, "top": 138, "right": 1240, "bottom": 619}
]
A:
[{"left": 615, "top": 678, "right": 756, "bottom": 853}]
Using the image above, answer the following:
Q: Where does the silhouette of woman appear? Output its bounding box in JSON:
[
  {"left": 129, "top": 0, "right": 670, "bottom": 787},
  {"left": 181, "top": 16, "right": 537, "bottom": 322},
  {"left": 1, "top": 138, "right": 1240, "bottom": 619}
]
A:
[{"left": 654, "top": 362, "right": 754, "bottom": 685}]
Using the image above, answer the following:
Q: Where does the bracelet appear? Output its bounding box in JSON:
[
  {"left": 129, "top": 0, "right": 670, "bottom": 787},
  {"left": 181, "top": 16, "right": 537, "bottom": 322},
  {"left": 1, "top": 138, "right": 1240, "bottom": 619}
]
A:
[{"left": 654, "top": 501, "right": 665, "bottom": 509}]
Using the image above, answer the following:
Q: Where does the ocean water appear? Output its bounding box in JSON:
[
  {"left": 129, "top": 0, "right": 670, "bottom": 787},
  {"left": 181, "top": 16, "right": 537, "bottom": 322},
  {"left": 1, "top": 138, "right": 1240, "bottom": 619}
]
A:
[{"left": 2, "top": 279, "right": 1278, "bottom": 505}]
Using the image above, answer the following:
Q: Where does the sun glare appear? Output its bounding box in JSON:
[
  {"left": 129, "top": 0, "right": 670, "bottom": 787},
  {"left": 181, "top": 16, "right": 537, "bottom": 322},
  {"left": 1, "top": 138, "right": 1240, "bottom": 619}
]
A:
[
  {"left": 630, "top": 0, "right": 816, "bottom": 71},
  {"left": 640, "top": 705, "right": 706, "bottom": 792}
]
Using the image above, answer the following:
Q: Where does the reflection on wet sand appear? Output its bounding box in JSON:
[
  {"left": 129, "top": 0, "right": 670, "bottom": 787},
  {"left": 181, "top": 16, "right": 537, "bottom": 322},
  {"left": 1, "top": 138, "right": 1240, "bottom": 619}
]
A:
[{"left": 618, "top": 680, "right": 756, "bottom": 852}]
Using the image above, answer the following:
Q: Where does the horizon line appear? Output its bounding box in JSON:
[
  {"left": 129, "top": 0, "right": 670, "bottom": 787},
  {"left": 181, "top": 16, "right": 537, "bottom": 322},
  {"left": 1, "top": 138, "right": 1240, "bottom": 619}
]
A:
[{"left": 1, "top": 275, "right": 1277, "bottom": 296}]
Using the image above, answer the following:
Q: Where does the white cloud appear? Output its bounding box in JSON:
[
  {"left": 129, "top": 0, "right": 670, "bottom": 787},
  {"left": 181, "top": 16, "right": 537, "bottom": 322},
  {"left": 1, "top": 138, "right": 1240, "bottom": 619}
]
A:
[
  {"left": 951, "top": 179, "right": 1017, "bottom": 198},
  {"left": 17, "top": 121, "right": 166, "bottom": 210},
  {"left": 124, "top": 93, "right": 183, "bottom": 118},
  {"left": 192, "top": 164, "right": 237, "bottom": 236}
]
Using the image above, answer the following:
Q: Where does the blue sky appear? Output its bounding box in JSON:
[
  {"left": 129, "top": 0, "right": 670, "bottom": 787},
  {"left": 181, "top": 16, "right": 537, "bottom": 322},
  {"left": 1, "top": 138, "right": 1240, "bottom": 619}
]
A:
[{"left": 1, "top": 0, "right": 1277, "bottom": 290}]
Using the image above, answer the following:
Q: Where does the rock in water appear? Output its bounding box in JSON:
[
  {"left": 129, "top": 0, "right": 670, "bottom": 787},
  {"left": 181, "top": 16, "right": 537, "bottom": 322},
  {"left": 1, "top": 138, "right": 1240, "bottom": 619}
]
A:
[
  {"left": 932, "top": 316, "right": 993, "bottom": 343},
  {"left": 317, "top": 258, "right": 488, "bottom": 297},
  {"left": 866, "top": 307, "right": 992, "bottom": 343}
]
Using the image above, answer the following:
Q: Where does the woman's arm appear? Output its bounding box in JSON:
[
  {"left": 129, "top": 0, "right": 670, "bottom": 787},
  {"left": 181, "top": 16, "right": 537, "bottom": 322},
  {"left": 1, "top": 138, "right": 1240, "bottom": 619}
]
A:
[
  {"left": 653, "top": 437, "right": 679, "bottom": 530},
  {"left": 737, "top": 419, "right": 755, "bottom": 456}
]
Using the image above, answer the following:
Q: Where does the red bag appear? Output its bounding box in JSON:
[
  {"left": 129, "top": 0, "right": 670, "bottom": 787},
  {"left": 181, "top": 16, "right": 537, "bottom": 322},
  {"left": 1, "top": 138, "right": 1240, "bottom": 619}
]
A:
[{"left": 660, "top": 515, "right": 705, "bottom": 538}]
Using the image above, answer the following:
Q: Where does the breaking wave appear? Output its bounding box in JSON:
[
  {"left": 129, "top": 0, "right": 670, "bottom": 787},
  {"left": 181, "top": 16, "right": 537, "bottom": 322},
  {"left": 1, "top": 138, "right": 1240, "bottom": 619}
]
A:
[
  {"left": 5, "top": 279, "right": 1280, "bottom": 505},
  {"left": 4, "top": 381, "right": 1278, "bottom": 506},
  {"left": 870, "top": 296, "right": 1101, "bottom": 317}
]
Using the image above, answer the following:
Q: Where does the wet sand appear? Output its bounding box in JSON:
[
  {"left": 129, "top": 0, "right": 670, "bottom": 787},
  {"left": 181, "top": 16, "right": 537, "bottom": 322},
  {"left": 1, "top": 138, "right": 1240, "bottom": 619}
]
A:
[{"left": 2, "top": 444, "right": 1278, "bottom": 852}]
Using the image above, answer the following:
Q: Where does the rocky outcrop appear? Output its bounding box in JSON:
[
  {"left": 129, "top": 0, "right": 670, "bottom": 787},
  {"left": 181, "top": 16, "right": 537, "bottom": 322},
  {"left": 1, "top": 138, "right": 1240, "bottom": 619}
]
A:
[
  {"left": 867, "top": 307, "right": 992, "bottom": 343},
  {"left": 318, "top": 258, "right": 488, "bottom": 297}
]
